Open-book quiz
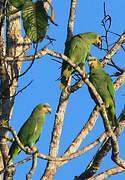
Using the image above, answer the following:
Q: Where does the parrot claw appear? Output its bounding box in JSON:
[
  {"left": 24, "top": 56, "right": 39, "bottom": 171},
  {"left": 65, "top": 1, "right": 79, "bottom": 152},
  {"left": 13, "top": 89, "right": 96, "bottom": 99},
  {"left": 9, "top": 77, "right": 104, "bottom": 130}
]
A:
[{"left": 25, "top": 146, "right": 32, "bottom": 154}]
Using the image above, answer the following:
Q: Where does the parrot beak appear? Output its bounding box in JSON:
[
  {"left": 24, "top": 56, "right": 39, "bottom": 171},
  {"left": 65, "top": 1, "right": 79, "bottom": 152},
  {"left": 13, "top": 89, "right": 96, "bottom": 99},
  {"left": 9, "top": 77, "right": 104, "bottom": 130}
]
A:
[
  {"left": 42, "top": 103, "right": 52, "bottom": 114},
  {"left": 88, "top": 57, "right": 97, "bottom": 68},
  {"left": 46, "top": 107, "right": 52, "bottom": 114},
  {"left": 94, "top": 36, "right": 102, "bottom": 48},
  {"left": 42, "top": 107, "right": 52, "bottom": 114}
]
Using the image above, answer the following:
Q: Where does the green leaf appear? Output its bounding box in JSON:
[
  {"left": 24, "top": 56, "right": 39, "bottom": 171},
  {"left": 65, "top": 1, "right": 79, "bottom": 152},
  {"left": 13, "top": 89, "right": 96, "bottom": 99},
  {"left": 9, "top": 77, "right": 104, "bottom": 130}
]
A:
[
  {"left": 9, "top": 0, "right": 26, "bottom": 9},
  {"left": 22, "top": 0, "right": 48, "bottom": 43}
]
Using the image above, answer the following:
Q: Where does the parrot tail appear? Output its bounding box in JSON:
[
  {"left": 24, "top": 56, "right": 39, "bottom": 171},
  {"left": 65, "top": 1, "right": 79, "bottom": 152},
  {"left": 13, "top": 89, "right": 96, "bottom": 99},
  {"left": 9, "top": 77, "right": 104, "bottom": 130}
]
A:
[
  {"left": 106, "top": 105, "right": 117, "bottom": 126},
  {"left": 60, "top": 68, "right": 71, "bottom": 90},
  {"left": 8, "top": 145, "right": 21, "bottom": 165}
]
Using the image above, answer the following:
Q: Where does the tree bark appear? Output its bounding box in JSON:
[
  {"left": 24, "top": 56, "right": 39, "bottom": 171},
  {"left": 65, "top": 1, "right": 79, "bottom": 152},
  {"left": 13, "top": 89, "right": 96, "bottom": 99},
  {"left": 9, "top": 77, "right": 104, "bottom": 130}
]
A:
[{"left": 0, "top": 2, "right": 31, "bottom": 179}]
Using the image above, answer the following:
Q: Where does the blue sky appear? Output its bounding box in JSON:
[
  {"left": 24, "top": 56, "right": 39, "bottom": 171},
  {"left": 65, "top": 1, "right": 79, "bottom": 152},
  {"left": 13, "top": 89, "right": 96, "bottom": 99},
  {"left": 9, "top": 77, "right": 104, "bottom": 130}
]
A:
[{"left": 9, "top": 0, "right": 125, "bottom": 179}]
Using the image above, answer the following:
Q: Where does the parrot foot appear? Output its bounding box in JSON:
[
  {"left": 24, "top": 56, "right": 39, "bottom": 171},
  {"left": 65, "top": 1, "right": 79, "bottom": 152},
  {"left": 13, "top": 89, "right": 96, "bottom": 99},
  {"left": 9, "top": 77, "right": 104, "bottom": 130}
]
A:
[
  {"left": 25, "top": 146, "right": 39, "bottom": 155},
  {"left": 25, "top": 146, "right": 32, "bottom": 154}
]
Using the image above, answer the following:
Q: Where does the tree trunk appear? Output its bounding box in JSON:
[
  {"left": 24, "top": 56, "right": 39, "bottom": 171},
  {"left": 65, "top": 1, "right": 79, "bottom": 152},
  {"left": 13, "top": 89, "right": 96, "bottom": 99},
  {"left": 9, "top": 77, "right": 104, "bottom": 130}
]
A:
[{"left": 0, "top": 2, "right": 31, "bottom": 179}]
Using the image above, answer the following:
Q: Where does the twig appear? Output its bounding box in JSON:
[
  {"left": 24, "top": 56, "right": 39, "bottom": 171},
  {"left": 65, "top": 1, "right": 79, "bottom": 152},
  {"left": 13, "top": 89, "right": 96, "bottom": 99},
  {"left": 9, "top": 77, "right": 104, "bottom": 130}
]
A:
[
  {"left": 0, "top": 136, "right": 14, "bottom": 142},
  {"left": 14, "top": 43, "right": 38, "bottom": 79},
  {"left": 102, "top": 32, "right": 125, "bottom": 66},
  {"left": 69, "top": 79, "right": 85, "bottom": 93},
  {"left": 26, "top": 148, "right": 38, "bottom": 180},
  {"left": 87, "top": 166, "right": 125, "bottom": 180},
  {"left": 101, "top": 2, "right": 111, "bottom": 52},
  {"left": 114, "top": 71, "right": 125, "bottom": 91},
  {"left": 109, "top": 58, "right": 125, "bottom": 72},
  {"left": 0, "top": 80, "right": 33, "bottom": 100}
]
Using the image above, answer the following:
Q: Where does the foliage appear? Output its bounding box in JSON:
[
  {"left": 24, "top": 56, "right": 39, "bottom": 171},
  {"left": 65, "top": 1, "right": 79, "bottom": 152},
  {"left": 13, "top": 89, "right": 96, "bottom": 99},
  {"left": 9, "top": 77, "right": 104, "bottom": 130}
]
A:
[
  {"left": 9, "top": 0, "right": 26, "bottom": 9},
  {"left": 22, "top": 0, "right": 48, "bottom": 43},
  {"left": 9, "top": 0, "right": 48, "bottom": 43}
]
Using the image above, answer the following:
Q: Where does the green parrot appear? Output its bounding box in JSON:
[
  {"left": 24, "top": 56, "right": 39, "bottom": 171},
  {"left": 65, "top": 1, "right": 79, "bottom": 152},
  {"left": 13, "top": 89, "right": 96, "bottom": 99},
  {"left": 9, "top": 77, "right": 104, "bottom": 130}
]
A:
[
  {"left": 8, "top": 103, "right": 52, "bottom": 165},
  {"left": 88, "top": 57, "right": 117, "bottom": 126},
  {"left": 60, "top": 32, "right": 102, "bottom": 90},
  {"left": 22, "top": 0, "right": 48, "bottom": 43},
  {"left": 9, "top": 0, "right": 56, "bottom": 43}
]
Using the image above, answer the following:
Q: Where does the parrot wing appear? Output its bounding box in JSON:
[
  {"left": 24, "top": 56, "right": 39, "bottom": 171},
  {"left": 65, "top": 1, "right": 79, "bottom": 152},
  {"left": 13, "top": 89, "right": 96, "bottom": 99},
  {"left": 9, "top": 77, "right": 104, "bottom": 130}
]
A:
[
  {"left": 60, "top": 36, "right": 90, "bottom": 89},
  {"left": 68, "top": 35, "right": 90, "bottom": 65},
  {"left": 17, "top": 116, "right": 41, "bottom": 148},
  {"left": 8, "top": 119, "right": 41, "bottom": 165},
  {"left": 106, "top": 74, "right": 115, "bottom": 103},
  {"left": 89, "top": 73, "right": 107, "bottom": 104}
]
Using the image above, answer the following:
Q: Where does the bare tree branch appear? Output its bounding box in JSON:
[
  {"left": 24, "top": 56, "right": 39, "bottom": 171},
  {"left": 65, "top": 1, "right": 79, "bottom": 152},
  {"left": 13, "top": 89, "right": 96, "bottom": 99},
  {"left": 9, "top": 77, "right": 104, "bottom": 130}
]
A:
[
  {"left": 87, "top": 166, "right": 125, "bottom": 180},
  {"left": 102, "top": 32, "right": 125, "bottom": 66},
  {"left": 26, "top": 148, "right": 38, "bottom": 180},
  {"left": 41, "top": 0, "right": 78, "bottom": 179}
]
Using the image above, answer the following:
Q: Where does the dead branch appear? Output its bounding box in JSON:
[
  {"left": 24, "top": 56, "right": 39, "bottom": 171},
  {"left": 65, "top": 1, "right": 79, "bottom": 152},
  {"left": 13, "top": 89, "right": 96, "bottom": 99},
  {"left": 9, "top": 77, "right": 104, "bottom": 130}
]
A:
[
  {"left": 101, "top": 2, "right": 111, "bottom": 52},
  {"left": 102, "top": 32, "right": 125, "bottom": 66},
  {"left": 75, "top": 166, "right": 125, "bottom": 180},
  {"left": 114, "top": 71, "right": 125, "bottom": 91},
  {"left": 26, "top": 148, "right": 38, "bottom": 180}
]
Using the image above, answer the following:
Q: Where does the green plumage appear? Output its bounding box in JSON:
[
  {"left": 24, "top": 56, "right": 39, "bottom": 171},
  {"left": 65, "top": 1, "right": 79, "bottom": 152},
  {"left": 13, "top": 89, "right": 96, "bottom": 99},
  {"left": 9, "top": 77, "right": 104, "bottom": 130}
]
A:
[
  {"left": 9, "top": 0, "right": 25, "bottom": 9},
  {"left": 22, "top": 0, "right": 48, "bottom": 43},
  {"left": 88, "top": 57, "right": 117, "bottom": 126},
  {"left": 60, "top": 32, "right": 102, "bottom": 90},
  {"left": 8, "top": 103, "right": 52, "bottom": 165}
]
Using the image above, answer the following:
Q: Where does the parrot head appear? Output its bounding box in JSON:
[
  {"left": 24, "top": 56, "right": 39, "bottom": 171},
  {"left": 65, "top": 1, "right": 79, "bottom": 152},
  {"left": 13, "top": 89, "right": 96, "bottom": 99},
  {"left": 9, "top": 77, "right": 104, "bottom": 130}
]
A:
[
  {"left": 33, "top": 103, "right": 52, "bottom": 115},
  {"left": 88, "top": 56, "right": 102, "bottom": 69},
  {"left": 42, "top": 103, "right": 52, "bottom": 114},
  {"left": 79, "top": 32, "right": 102, "bottom": 48},
  {"left": 94, "top": 36, "right": 102, "bottom": 48}
]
